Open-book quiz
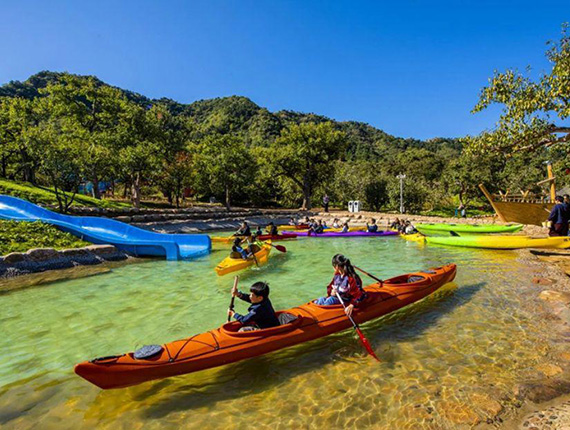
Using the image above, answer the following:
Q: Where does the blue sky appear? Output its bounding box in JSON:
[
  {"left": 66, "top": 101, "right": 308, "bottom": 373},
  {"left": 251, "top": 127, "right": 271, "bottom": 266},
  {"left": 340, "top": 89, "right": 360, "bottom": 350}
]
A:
[{"left": 0, "top": 1, "right": 567, "bottom": 139}]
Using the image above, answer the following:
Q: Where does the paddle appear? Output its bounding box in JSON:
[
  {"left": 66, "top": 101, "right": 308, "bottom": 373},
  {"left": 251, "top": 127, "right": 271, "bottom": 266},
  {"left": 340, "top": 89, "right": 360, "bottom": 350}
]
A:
[
  {"left": 333, "top": 289, "right": 380, "bottom": 362},
  {"left": 267, "top": 242, "right": 287, "bottom": 253},
  {"left": 227, "top": 276, "right": 239, "bottom": 322},
  {"left": 354, "top": 266, "right": 383, "bottom": 285}
]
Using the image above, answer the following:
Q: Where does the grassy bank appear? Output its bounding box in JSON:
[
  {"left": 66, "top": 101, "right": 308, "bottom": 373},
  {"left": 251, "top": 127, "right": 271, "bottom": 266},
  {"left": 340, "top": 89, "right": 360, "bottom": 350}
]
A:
[
  {"left": 0, "top": 220, "right": 90, "bottom": 255},
  {"left": 0, "top": 179, "right": 131, "bottom": 210}
]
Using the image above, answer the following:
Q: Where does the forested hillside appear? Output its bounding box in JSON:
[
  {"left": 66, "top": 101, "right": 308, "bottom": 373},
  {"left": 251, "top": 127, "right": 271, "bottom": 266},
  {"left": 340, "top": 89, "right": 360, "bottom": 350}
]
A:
[{"left": 0, "top": 71, "right": 565, "bottom": 213}]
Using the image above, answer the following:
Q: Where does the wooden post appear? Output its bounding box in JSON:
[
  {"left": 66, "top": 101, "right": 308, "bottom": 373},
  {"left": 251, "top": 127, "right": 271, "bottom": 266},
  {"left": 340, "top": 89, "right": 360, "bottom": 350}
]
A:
[
  {"left": 547, "top": 163, "right": 556, "bottom": 201},
  {"left": 479, "top": 184, "right": 507, "bottom": 222}
]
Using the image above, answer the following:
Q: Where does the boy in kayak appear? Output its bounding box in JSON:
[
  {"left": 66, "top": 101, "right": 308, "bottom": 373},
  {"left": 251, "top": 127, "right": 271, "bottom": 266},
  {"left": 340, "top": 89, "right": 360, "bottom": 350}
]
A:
[
  {"left": 309, "top": 219, "right": 325, "bottom": 235},
  {"left": 366, "top": 218, "right": 378, "bottom": 232},
  {"left": 231, "top": 238, "right": 249, "bottom": 259},
  {"left": 255, "top": 225, "right": 263, "bottom": 236},
  {"left": 314, "top": 254, "right": 365, "bottom": 317},
  {"left": 232, "top": 238, "right": 248, "bottom": 259},
  {"left": 228, "top": 281, "right": 280, "bottom": 330}
]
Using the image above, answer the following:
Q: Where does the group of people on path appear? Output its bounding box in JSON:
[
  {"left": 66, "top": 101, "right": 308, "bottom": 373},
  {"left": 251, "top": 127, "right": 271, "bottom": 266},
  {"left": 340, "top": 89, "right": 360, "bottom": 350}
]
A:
[
  {"left": 548, "top": 195, "right": 570, "bottom": 236},
  {"left": 228, "top": 254, "right": 365, "bottom": 331}
]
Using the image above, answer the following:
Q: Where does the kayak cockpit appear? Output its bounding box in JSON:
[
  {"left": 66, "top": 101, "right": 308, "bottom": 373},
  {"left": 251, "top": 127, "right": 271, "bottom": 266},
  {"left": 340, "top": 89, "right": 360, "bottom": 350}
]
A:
[{"left": 221, "top": 312, "right": 303, "bottom": 337}]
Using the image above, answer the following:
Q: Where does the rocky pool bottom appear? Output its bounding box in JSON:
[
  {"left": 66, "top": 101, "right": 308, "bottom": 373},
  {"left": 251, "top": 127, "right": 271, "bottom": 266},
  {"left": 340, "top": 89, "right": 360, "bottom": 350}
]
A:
[{"left": 1, "top": 236, "right": 570, "bottom": 429}]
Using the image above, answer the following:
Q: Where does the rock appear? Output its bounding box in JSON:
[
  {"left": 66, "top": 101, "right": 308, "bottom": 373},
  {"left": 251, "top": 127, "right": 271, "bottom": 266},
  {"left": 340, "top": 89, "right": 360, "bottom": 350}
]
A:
[
  {"left": 85, "top": 245, "right": 117, "bottom": 255},
  {"left": 438, "top": 401, "right": 481, "bottom": 426},
  {"left": 2, "top": 252, "right": 27, "bottom": 263},
  {"left": 114, "top": 216, "right": 132, "bottom": 223},
  {"left": 470, "top": 392, "right": 503, "bottom": 417},
  {"left": 25, "top": 248, "right": 60, "bottom": 261},
  {"left": 535, "top": 363, "right": 564, "bottom": 377},
  {"left": 539, "top": 290, "right": 570, "bottom": 304},
  {"left": 557, "top": 352, "right": 570, "bottom": 361},
  {"left": 533, "top": 277, "right": 555, "bottom": 286},
  {"left": 515, "top": 380, "right": 570, "bottom": 403},
  {"left": 60, "top": 248, "right": 90, "bottom": 258}
]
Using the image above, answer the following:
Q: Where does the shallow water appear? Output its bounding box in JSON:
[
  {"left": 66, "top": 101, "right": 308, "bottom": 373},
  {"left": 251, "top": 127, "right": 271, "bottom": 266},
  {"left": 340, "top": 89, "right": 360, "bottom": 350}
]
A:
[{"left": 0, "top": 235, "right": 560, "bottom": 429}]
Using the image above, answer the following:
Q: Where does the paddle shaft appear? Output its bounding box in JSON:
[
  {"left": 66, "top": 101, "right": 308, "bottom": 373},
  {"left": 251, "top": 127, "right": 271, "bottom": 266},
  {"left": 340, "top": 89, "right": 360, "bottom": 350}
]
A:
[
  {"left": 354, "top": 266, "right": 383, "bottom": 284},
  {"left": 227, "top": 276, "right": 239, "bottom": 322},
  {"left": 333, "top": 289, "right": 380, "bottom": 361}
]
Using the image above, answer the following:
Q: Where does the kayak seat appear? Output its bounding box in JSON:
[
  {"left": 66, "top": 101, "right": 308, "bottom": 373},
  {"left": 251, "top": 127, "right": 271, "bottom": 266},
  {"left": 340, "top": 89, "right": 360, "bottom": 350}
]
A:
[
  {"left": 230, "top": 251, "right": 243, "bottom": 259},
  {"left": 221, "top": 311, "right": 303, "bottom": 337},
  {"left": 278, "top": 312, "right": 298, "bottom": 325},
  {"left": 408, "top": 276, "right": 425, "bottom": 283}
]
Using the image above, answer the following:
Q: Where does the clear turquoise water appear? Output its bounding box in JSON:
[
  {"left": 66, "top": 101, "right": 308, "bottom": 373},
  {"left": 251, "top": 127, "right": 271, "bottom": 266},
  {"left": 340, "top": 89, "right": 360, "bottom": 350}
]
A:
[{"left": 0, "top": 235, "right": 560, "bottom": 429}]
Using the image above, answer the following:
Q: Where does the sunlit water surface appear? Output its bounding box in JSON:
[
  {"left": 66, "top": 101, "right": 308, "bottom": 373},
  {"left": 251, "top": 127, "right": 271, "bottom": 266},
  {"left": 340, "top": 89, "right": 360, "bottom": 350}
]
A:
[{"left": 0, "top": 235, "right": 560, "bottom": 429}]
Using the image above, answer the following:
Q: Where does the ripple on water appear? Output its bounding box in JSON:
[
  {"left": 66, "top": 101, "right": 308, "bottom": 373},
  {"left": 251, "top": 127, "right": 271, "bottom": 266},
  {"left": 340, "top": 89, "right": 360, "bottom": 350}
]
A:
[{"left": 0, "top": 236, "right": 560, "bottom": 428}]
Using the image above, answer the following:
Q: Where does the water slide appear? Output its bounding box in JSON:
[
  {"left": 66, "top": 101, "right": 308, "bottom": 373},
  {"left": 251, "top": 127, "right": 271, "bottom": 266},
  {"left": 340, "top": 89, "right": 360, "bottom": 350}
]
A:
[{"left": 0, "top": 195, "right": 211, "bottom": 260}]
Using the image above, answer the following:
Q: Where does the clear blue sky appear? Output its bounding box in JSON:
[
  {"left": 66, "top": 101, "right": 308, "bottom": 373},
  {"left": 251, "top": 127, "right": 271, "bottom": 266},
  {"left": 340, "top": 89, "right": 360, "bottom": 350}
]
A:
[{"left": 0, "top": 1, "right": 567, "bottom": 140}]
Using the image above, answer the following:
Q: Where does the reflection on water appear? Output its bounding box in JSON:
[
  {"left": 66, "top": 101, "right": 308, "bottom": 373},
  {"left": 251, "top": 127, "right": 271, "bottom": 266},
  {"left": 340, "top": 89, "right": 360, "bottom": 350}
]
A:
[{"left": 0, "top": 236, "right": 559, "bottom": 428}]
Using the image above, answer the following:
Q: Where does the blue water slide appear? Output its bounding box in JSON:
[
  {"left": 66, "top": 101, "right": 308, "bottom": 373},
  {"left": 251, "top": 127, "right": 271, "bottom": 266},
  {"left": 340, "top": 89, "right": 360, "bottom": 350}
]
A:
[{"left": 0, "top": 195, "right": 211, "bottom": 260}]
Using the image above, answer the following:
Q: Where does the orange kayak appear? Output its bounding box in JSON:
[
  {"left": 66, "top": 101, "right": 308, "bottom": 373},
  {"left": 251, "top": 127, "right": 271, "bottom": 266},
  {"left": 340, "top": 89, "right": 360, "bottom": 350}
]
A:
[{"left": 74, "top": 264, "right": 456, "bottom": 389}]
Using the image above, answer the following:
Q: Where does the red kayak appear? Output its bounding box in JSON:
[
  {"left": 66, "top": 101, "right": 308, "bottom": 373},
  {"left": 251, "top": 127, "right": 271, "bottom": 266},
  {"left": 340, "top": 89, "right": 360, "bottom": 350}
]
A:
[
  {"left": 256, "top": 233, "right": 297, "bottom": 241},
  {"left": 75, "top": 264, "right": 456, "bottom": 389}
]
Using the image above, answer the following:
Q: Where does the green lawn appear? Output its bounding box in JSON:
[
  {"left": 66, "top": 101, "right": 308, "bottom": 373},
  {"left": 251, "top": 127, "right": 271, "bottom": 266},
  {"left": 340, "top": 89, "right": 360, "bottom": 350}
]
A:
[
  {"left": 0, "top": 179, "right": 131, "bottom": 210},
  {"left": 0, "top": 220, "right": 90, "bottom": 255}
]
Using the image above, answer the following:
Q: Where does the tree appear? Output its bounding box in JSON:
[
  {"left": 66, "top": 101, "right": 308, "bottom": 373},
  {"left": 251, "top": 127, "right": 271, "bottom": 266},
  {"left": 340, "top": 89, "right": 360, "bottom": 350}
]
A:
[
  {"left": 270, "top": 122, "right": 346, "bottom": 209},
  {"left": 162, "top": 151, "right": 194, "bottom": 208},
  {"left": 195, "top": 134, "right": 255, "bottom": 210},
  {"left": 31, "top": 119, "right": 85, "bottom": 212},
  {"left": 0, "top": 97, "right": 42, "bottom": 183},
  {"left": 466, "top": 24, "right": 570, "bottom": 155},
  {"left": 38, "top": 74, "right": 129, "bottom": 199},
  {"left": 443, "top": 153, "right": 503, "bottom": 207}
]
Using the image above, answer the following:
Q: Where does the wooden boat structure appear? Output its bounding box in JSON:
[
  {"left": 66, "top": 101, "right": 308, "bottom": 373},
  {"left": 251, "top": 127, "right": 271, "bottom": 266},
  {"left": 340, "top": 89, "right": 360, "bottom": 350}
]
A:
[{"left": 479, "top": 163, "right": 557, "bottom": 226}]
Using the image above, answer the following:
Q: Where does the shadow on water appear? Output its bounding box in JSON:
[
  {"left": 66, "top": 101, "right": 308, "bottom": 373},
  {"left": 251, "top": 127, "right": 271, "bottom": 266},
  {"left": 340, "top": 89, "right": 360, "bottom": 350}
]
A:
[{"left": 123, "top": 281, "right": 484, "bottom": 418}]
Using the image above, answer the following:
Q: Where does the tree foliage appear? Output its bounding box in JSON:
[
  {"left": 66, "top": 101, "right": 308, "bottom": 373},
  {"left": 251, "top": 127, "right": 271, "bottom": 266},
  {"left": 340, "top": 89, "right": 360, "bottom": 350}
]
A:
[{"left": 466, "top": 24, "right": 570, "bottom": 155}]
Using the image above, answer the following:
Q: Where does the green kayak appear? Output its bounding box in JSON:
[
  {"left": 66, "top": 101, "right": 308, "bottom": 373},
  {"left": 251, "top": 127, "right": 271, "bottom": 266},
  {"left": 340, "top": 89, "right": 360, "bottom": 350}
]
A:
[{"left": 416, "top": 223, "right": 523, "bottom": 236}]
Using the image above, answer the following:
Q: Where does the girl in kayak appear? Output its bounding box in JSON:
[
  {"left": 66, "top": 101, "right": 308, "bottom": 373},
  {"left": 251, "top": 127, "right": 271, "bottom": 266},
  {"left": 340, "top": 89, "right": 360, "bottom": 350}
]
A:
[
  {"left": 255, "top": 225, "right": 263, "bottom": 236},
  {"left": 341, "top": 221, "right": 349, "bottom": 233},
  {"left": 266, "top": 222, "right": 278, "bottom": 236},
  {"left": 366, "top": 218, "right": 378, "bottom": 232},
  {"left": 228, "top": 281, "right": 280, "bottom": 330},
  {"left": 314, "top": 254, "right": 364, "bottom": 317}
]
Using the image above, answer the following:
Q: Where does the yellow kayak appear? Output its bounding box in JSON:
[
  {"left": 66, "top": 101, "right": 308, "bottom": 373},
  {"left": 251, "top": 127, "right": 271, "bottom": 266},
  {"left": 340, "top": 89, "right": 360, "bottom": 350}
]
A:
[
  {"left": 423, "top": 235, "right": 570, "bottom": 249},
  {"left": 215, "top": 242, "right": 272, "bottom": 276},
  {"left": 400, "top": 233, "right": 426, "bottom": 243}
]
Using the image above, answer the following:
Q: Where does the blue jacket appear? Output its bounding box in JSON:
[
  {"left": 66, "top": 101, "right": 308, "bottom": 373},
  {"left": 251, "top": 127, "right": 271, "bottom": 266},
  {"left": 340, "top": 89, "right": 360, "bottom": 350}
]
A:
[
  {"left": 233, "top": 291, "right": 280, "bottom": 329},
  {"left": 548, "top": 203, "right": 568, "bottom": 224}
]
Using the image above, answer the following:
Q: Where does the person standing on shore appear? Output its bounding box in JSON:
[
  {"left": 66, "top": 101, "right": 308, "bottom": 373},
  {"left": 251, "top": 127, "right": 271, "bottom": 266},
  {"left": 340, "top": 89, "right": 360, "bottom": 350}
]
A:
[
  {"left": 548, "top": 196, "right": 569, "bottom": 236},
  {"left": 323, "top": 194, "right": 330, "bottom": 213}
]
